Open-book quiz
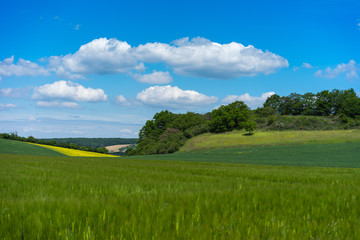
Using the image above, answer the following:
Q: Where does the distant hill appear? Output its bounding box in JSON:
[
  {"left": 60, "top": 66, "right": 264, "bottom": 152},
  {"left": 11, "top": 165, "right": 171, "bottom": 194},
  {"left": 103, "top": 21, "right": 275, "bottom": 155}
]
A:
[{"left": 41, "top": 138, "right": 138, "bottom": 149}]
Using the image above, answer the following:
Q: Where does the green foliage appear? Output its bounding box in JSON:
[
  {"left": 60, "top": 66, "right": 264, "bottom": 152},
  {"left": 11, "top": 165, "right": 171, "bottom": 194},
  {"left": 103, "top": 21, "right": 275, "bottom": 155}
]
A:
[
  {"left": 262, "top": 88, "right": 360, "bottom": 118},
  {"left": 244, "top": 120, "right": 256, "bottom": 134},
  {"left": 131, "top": 111, "right": 210, "bottom": 155},
  {"left": 210, "top": 101, "right": 251, "bottom": 133}
]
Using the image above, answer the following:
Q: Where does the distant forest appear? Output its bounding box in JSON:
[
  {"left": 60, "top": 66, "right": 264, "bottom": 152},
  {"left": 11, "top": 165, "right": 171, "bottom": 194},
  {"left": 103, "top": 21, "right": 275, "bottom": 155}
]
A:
[{"left": 42, "top": 138, "right": 138, "bottom": 149}]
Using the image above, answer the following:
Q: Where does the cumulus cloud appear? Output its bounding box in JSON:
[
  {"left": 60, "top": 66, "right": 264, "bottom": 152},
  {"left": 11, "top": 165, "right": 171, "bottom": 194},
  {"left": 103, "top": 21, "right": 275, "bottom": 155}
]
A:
[
  {"left": 0, "top": 103, "right": 17, "bottom": 110},
  {"left": 136, "top": 85, "right": 218, "bottom": 109},
  {"left": 222, "top": 92, "right": 275, "bottom": 109},
  {"left": 32, "top": 80, "right": 108, "bottom": 102},
  {"left": 47, "top": 38, "right": 144, "bottom": 78},
  {"left": 130, "top": 70, "right": 173, "bottom": 84},
  {"left": 114, "top": 95, "right": 131, "bottom": 106},
  {"left": 45, "top": 37, "right": 288, "bottom": 80},
  {"left": 0, "top": 88, "right": 30, "bottom": 98},
  {"left": 36, "top": 101, "right": 81, "bottom": 108},
  {"left": 315, "top": 60, "right": 358, "bottom": 80},
  {"left": 0, "top": 56, "right": 49, "bottom": 78},
  {"left": 135, "top": 37, "right": 289, "bottom": 79}
]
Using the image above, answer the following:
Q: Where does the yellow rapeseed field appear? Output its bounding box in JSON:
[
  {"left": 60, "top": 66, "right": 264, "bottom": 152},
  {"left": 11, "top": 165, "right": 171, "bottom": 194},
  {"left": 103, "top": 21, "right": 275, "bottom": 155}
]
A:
[{"left": 28, "top": 143, "right": 118, "bottom": 157}]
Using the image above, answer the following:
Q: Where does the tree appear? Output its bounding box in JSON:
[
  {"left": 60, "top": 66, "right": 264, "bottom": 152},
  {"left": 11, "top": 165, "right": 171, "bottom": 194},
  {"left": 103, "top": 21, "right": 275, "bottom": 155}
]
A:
[
  {"left": 264, "top": 94, "right": 281, "bottom": 112},
  {"left": 244, "top": 120, "right": 256, "bottom": 135},
  {"left": 315, "top": 90, "right": 332, "bottom": 116},
  {"left": 210, "top": 101, "right": 250, "bottom": 133}
]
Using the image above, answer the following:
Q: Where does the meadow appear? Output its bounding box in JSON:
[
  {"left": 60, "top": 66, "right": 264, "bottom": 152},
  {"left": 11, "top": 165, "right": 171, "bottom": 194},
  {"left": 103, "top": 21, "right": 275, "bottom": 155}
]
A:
[
  {"left": 1, "top": 131, "right": 360, "bottom": 239},
  {"left": 181, "top": 129, "right": 360, "bottom": 152}
]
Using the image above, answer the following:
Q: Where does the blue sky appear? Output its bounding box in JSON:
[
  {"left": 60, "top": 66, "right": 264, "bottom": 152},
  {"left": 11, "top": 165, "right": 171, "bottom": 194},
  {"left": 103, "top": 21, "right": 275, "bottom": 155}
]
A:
[{"left": 0, "top": 0, "right": 359, "bottom": 138}]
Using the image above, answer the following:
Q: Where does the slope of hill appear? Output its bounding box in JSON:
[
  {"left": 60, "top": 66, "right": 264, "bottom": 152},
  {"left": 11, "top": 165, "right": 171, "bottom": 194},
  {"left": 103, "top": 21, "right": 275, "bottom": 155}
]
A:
[
  {"left": 0, "top": 139, "right": 65, "bottom": 156},
  {"left": 180, "top": 129, "right": 360, "bottom": 152}
]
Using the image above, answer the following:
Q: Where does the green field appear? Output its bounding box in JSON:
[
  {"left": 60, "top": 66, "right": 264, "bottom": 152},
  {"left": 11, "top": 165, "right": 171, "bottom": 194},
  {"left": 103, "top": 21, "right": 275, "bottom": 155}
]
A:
[
  {"left": 181, "top": 129, "right": 360, "bottom": 151},
  {"left": 129, "top": 142, "right": 360, "bottom": 168},
  {"left": 2, "top": 131, "right": 360, "bottom": 239},
  {"left": 0, "top": 139, "right": 64, "bottom": 156}
]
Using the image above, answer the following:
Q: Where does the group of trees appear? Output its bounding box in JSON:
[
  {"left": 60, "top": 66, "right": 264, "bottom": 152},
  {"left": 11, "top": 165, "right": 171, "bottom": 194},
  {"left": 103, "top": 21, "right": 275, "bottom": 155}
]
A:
[
  {"left": 0, "top": 132, "right": 110, "bottom": 154},
  {"left": 127, "top": 101, "right": 254, "bottom": 155},
  {"left": 263, "top": 89, "right": 360, "bottom": 118}
]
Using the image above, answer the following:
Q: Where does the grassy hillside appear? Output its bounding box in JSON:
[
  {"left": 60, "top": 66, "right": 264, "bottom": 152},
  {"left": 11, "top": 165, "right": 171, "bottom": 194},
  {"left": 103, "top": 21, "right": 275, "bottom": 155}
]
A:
[
  {"left": 0, "top": 139, "right": 64, "bottom": 156},
  {"left": 181, "top": 129, "right": 360, "bottom": 152},
  {"left": 2, "top": 153, "right": 360, "bottom": 239}
]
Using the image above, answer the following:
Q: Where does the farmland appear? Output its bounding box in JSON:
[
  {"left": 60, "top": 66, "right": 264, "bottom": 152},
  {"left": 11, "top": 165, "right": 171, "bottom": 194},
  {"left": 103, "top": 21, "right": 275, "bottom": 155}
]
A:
[
  {"left": 1, "top": 131, "right": 360, "bottom": 238},
  {"left": 29, "top": 143, "right": 118, "bottom": 157},
  {"left": 181, "top": 129, "right": 360, "bottom": 152}
]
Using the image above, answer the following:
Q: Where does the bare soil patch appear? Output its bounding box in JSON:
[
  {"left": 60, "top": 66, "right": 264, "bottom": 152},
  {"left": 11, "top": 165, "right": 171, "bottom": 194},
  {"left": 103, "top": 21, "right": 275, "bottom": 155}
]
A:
[{"left": 105, "top": 144, "right": 130, "bottom": 153}]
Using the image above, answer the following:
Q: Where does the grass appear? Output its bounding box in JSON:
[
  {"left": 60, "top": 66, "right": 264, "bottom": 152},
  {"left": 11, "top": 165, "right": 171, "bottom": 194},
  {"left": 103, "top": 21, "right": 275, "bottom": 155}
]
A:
[
  {"left": 129, "top": 142, "right": 360, "bottom": 168},
  {"left": 181, "top": 129, "right": 360, "bottom": 152},
  {"left": 0, "top": 139, "right": 64, "bottom": 156},
  {"left": 2, "top": 153, "right": 360, "bottom": 239},
  {"left": 29, "top": 143, "right": 118, "bottom": 157}
]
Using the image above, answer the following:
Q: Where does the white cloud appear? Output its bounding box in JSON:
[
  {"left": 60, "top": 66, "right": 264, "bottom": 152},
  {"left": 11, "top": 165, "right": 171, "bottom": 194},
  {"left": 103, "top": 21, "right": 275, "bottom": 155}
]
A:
[
  {"left": 0, "top": 56, "right": 49, "bottom": 78},
  {"left": 0, "top": 88, "right": 30, "bottom": 98},
  {"left": 47, "top": 38, "right": 144, "bottom": 78},
  {"left": 46, "top": 37, "right": 288, "bottom": 80},
  {"left": 136, "top": 85, "right": 218, "bottom": 109},
  {"left": 293, "top": 62, "right": 312, "bottom": 71},
  {"left": 302, "top": 63, "right": 312, "bottom": 68},
  {"left": 222, "top": 92, "right": 275, "bottom": 109},
  {"left": 114, "top": 95, "right": 131, "bottom": 106},
  {"left": 36, "top": 101, "right": 81, "bottom": 108},
  {"left": 135, "top": 37, "right": 289, "bottom": 79},
  {"left": 315, "top": 60, "right": 358, "bottom": 80},
  {"left": 32, "top": 80, "right": 108, "bottom": 102},
  {"left": 119, "top": 128, "right": 132, "bottom": 133},
  {"left": 130, "top": 70, "right": 173, "bottom": 84},
  {"left": 0, "top": 103, "right": 17, "bottom": 110}
]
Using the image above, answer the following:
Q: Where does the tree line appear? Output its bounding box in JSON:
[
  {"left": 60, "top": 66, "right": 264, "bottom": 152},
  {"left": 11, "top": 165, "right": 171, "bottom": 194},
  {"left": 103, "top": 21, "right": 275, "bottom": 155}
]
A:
[
  {"left": 263, "top": 88, "right": 360, "bottom": 117},
  {"left": 43, "top": 138, "right": 138, "bottom": 149},
  {"left": 127, "top": 88, "right": 360, "bottom": 156}
]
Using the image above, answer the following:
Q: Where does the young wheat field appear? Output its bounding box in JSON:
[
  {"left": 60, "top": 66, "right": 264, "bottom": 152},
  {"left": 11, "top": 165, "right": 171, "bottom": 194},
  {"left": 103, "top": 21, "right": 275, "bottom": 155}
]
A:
[{"left": 1, "top": 136, "right": 360, "bottom": 239}]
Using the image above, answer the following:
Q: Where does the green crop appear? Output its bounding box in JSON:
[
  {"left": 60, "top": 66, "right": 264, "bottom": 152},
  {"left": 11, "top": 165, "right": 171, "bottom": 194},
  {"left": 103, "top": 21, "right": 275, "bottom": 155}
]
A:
[
  {"left": 129, "top": 142, "right": 360, "bottom": 168},
  {"left": 2, "top": 153, "right": 360, "bottom": 239}
]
